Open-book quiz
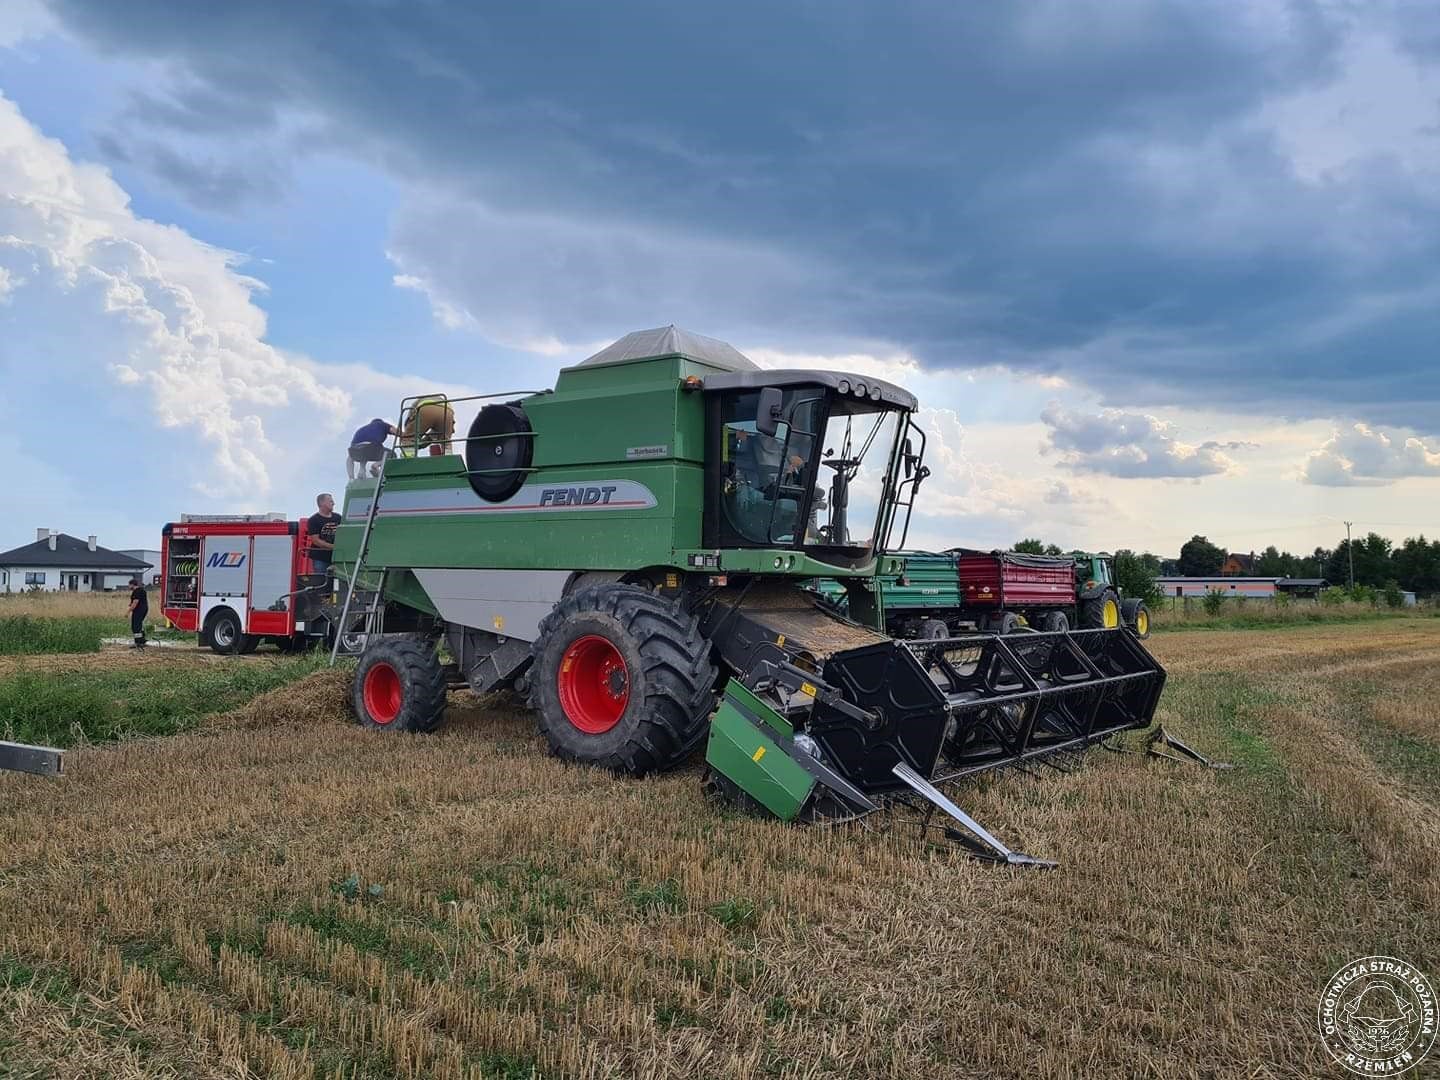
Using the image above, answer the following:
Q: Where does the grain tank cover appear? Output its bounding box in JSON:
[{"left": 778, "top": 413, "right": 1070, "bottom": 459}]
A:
[{"left": 575, "top": 325, "right": 758, "bottom": 372}]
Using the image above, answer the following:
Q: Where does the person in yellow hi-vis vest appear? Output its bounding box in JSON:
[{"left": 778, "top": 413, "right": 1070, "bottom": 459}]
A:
[{"left": 397, "top": 396, "right": 456, "bottom": 456}]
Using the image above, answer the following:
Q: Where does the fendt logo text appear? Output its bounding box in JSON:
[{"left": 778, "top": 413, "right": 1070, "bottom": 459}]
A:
[
  {"left": 206, "top": 552, "right": 247, "bottom": 569},
  {"left": 537, "top": 486, "right": 620, "bottom": 507}
]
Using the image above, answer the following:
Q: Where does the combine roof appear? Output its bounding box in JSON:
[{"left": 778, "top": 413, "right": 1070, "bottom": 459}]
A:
[{"left": 577, "top": 326, "right": 757, "bottom": 371}]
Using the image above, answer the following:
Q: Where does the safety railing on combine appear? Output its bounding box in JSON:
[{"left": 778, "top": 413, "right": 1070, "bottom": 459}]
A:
[
  {"left": 385, "top": 391, "right": 545, "bottom": 465},
  {"left": 330, "top": 390, "right": 544, "bottom": 665}
]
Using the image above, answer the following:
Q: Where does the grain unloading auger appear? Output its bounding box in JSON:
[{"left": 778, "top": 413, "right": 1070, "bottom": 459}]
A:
[{"left": 330, "top": 326, "right": 1167, "bottom": 866}]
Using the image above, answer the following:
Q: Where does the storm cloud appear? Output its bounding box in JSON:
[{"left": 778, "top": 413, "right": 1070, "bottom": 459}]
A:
[{"left": 45, "top": 0, "right": 1440, "bottom": 431}]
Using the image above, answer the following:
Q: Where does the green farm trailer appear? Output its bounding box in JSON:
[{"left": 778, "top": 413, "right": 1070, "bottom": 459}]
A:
[{"left": 329, "top": 327, "right": 1165, "bottom": 864}]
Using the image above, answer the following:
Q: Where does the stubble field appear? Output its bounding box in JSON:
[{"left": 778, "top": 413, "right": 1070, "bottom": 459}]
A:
[{"left": 1, "top": 622, "right": 1437, "bottom": 1079}]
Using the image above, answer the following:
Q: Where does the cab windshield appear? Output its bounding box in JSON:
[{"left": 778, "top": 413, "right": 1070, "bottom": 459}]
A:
[{"left": 714, "top": 389, "right": 901, "bottom": 555}]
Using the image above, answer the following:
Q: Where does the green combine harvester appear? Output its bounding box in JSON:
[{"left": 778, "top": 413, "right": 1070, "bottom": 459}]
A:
[{"left": 331, "top": 327, "right": 1166, "bottom": 865}]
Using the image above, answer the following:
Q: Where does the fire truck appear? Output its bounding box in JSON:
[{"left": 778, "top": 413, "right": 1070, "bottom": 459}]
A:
[{"left": 160, "top": 513, "right": 344, "bottom": 655}]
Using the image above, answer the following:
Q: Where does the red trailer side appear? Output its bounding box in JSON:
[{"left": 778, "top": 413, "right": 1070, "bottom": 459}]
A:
[{"left": 955, "top": 550, "right": 1076, "bottom": 610}]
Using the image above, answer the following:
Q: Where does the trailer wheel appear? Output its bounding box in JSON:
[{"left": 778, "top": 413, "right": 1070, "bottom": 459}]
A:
[
  {"left": 1041, "top": 610, "right": 1070, "bottom": 633},
  {"left": 529, "top": 583, "right": 718, "bottom": 776},
  {"left": 986, "top": 611, "right": 1021, "bottom": 634},
  {"left": 205, "top": 608, "right": 245, "bottom": 656},
  {"left": 919, "top": 618, "right": 949, "bottom": 640},
  {"left": 352, "top": 637, "right": 447, "bottom": 733},
  {"left": 1081, "top": 589, "right": 1121, "bottom": 630},
  {"left": 1122, "top": 598, "right": 1152, "bottom": 639}
]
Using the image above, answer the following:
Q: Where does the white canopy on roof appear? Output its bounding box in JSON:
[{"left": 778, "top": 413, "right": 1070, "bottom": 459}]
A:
[{"left": 577, "top": 325, "right": 757, "bottom": 371}]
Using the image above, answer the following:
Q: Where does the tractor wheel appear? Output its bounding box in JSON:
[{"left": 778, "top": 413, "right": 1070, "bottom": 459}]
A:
[
  {"left": 920, "top": 618, "right": 949, "bottom": 641},
  {"left": 205, "top": 608, "right": 244, "bottom": 656},
  {"left": 1041, "top": 610, "right": 1070, "bottom": 633},
  {"left": 529, "top": 583, "right": 718, "bottom": 776},
  {"left": 1122, "top": 598, "right": 1152, "bottom": 639},
  {"left": 1081, "top": 589, "right": 1121, "bottom": 630},
  {"left": 987, "top": 611, "right": 1021, "bottom": 635},
  {"left": 352, "top": 637, "right": 447, "bottom": 733}
]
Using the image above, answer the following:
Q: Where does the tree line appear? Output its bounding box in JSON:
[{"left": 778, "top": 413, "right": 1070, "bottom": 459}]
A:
[
  {"left": 1012, "top": 531, "right": 1440, "bottom": 603},
  {"left": 1174, "top": 532, "right": 1440, "bottom": 596}
]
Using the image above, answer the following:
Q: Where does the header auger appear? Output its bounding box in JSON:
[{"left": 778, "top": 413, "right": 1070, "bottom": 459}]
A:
[{"left": 330, "top": 326, "right": 1167, "bottom": 865}]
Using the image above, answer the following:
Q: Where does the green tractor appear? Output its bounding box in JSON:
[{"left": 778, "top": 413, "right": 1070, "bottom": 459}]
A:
[
  {"left": 331, "top": 327, "right": 1165, "bottom": 864},
  {"left": 1071, "top": 552, "right": 1152, "bottom": 639}
]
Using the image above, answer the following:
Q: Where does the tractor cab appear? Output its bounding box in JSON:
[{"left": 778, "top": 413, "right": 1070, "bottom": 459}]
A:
[
  {"left": 1073, "top": 551, "right": 1115, "bottom": 593},
  {"left": 702, "top": 372, "right": 926, "bottom": 570}
]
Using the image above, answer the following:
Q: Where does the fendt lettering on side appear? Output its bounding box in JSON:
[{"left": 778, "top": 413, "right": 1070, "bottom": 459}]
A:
[
  {"left": 328, "top": 325, "right": 1168, "bottom": 866},
  {"left": 538, "top": 485, "right": 618, "bottom": 507}
]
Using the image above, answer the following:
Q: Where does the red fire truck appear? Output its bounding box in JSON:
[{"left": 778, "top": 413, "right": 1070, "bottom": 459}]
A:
[{"left": 160, "top": 514, "right": 334, "bottom": 655}]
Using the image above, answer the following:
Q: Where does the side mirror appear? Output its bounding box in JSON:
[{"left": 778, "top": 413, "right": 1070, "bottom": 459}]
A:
[{"left": 756, "top": 387, "right": 783, "bottom": 438}]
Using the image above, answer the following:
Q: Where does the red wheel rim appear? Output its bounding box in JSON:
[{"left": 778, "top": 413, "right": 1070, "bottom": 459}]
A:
[
  {"left": 557, "top": 634, "right": 629, "bottom": 734},
  {"left": 362, "top": 661, "right": 402, "bottom": 725}
]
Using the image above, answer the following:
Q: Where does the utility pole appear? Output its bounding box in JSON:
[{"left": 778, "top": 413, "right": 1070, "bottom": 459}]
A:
[{"left": 1344, "top": 520, "right": 1355, "bottom": 590}]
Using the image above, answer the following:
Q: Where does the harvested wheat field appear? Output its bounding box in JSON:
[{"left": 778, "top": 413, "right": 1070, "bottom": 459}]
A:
[{"left": 2, "top": 623, "right": 1438, "bottom": 1079}]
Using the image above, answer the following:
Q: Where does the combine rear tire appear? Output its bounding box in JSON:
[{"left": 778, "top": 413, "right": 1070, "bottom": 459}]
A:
[
  {"left": 529, "top": 583, "right": 717, "bottom": 776},
  {"left": 1122, "top": 598, "right": 1152, "bottom": 639},
  {"left": 1081, "top": 589, "right": 1121, "bottom": 630},
  {"left": 352, "top": 637, "right": 447, "bottom": 733}
]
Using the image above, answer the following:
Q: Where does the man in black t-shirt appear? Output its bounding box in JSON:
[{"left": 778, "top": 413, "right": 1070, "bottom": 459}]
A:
[
  {"left": 128, "top": 576, "right": 149, "bottom": 649},
  {"left": 307, "top": 492, "right": 343, "bottom": 575}
]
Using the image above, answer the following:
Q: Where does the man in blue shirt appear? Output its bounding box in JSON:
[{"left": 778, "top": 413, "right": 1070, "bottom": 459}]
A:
[{"left": 347, "top": 417, "right": 398, "bottom": 478}]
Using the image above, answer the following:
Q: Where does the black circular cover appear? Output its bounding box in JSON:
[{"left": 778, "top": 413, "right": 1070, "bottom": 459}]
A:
[{"left": 465, "top": 403, "right": 533, "bottom": 502}]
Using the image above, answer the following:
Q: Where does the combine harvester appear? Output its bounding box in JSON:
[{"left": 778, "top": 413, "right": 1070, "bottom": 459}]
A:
[{"left": 331, "top": 327, "right": 1166, "bottom": 865}]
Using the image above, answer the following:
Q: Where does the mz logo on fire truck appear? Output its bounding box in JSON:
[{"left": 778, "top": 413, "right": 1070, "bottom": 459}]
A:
[{"left": 206, "top": 551, "right": 247, "bottom": 569}]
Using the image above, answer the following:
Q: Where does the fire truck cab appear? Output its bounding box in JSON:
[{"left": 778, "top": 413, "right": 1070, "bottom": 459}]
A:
[{"left": 161, "top": 514, "right": 335, "bottom": 655}]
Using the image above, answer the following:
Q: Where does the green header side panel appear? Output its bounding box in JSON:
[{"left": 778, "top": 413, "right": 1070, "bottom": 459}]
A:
[{"left": 705, "top": 683, "right": 814, "bottom": 821}]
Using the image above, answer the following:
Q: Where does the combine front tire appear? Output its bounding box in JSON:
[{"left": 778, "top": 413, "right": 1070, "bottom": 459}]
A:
[
  {"left": 1122, "top": 598, "right": 1152, "bottom": 639},
  {"left": 352, "top": 637, "right": 447, "bottom": 733},
  {"left": 1081, "top": 589, "right": 1121, "bottom": 630},
  {"left": 529, "top": 584, "right": 717, "bottom": 776}
]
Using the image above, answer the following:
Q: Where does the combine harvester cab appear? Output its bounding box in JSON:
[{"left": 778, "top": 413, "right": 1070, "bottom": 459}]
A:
[{"left": 329, "top": 326, "right": 1166, "bottom": 865}]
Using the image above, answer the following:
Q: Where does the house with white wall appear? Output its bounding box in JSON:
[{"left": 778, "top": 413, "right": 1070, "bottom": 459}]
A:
[{"left": 0, "top": 529, "right": 152, "bottom": 593}]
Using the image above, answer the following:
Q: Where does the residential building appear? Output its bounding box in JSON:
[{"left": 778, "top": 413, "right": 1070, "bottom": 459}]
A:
[
  {"left": 1219, "top": 551, "right": 1256, "bottom": 576},
  {"left": 0, "top": 529, "right": 152, "bottom": 593}
]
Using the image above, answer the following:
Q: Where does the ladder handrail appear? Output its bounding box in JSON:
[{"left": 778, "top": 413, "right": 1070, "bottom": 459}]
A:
[{"left": 329, "top": 454, "right": 389, "bottom": 666}]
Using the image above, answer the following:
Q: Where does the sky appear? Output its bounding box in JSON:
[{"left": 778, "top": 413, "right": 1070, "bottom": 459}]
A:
[{"left": 2, "top": 0, "right": 1439, "bottom": 557}]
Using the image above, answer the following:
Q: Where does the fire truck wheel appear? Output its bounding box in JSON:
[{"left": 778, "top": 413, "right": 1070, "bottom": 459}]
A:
[
  {"left": 352, "top": 637, "right": 448, "bottom": 733},
  {"left": 204, "top": 608, "right": 245, "bottom": 656},
  {"left": 237, "top": 634, "right": 260, "bottom": 655}
]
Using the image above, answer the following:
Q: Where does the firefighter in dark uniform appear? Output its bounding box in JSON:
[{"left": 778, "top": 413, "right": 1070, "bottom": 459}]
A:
[{"left": 128, "top": 576, "right": 149, "bottom": 649}]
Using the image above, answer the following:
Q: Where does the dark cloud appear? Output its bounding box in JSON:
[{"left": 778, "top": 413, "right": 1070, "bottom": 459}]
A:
[{"left": 44, "top": 0, "right": 1440, "bottom": 430}]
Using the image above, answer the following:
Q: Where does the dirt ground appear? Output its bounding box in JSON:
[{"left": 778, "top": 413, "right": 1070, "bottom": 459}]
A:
[{"left": 1, "top": 623, "right": 1437, "bottom": 1078}]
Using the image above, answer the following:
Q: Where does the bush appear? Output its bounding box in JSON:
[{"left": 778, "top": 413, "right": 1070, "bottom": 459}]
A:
[
  {"left": 1320, "top": 587, "right": 1348, "bottom": 607},
  {"left": 1382, "top": 581, "right": 1405, "bottom": 609},
  {"left": 1201, "top": 591, "right": 1228, "bottom": 616},
  {"left": 1347, "top": 584, "right": 1378, "bottom": 607}
]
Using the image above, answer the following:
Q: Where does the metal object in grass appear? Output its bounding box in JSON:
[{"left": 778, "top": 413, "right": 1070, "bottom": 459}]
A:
[{"left": 0, "top": 740, "right": 64, "bottom": 777}]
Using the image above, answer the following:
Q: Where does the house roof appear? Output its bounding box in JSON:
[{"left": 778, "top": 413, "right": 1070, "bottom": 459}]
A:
[
  {"left": 1277, "top": 578, "right": 1328, "bottom": 587},
  {"left": 575, "top": 326, "right": 758, "bottom": 372},
  {"left": 0, "top": 534, "right": 151, "bottom": 571}
]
